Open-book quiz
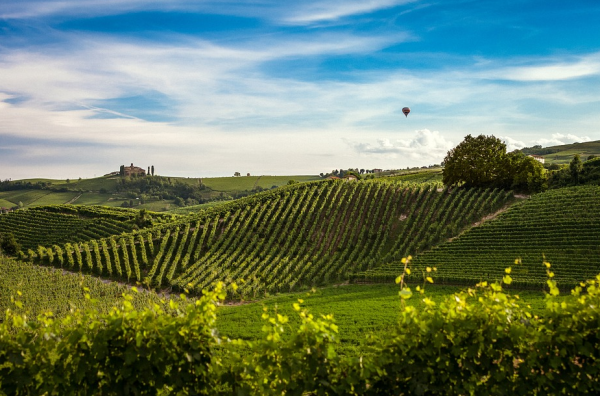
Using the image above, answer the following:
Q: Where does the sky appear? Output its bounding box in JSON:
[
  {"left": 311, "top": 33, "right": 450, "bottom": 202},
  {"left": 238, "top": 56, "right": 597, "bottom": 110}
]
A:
[{"left": 1, "top": 0, "right": 599, "bottom": 180}]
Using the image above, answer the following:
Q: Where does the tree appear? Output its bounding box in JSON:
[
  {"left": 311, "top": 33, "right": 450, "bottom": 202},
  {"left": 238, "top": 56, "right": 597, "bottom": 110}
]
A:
[
  {"left": 509, "top": 152, "right": 547, "bottom": 193},
  {"left": 0, "top": 233, "right": 21, "bottom": 256},
  {"left": 443, "top": 134, "right": 546, "bottom": 193},
  {"left": 151, "top": 165, "right": 155, "bottom": 176},
  {"left": 120, "top": 165, "right": 125, "bottom": 177},
  {"left": 570, "top": 154, "right": 583, "bottom": 183},
  {"left": 443, "top": 135, "right": 509, "bottom": 188},
  {"left": 148, "top": 166, "right": 150, "bottom": 175},
  {"left": 234, "top": 172, "right": 241, "bottom": 177}
]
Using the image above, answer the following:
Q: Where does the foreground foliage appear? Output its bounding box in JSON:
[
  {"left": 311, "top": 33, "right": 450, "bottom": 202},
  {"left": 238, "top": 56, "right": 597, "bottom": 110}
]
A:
[{"left": 2, "top": 270, "right": 600, "bottom": 395}]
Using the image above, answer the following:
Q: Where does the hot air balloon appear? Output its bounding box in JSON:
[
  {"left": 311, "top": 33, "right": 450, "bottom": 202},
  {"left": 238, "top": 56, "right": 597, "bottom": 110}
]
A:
[{"left": 402, "top": 107, "right": 410, "bottom": 117}]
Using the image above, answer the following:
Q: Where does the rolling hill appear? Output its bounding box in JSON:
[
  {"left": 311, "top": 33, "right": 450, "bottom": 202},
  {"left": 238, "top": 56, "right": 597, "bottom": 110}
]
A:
[
  {"left": 0, "top": 174, "right": 321, "bottom": 212},
  {"left": 23, "top": 179, "right": 513, "bottom": 296}
]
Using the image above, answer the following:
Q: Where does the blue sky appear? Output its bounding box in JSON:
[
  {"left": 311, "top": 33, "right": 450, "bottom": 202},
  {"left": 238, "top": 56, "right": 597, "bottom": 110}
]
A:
[{"left": 1, "top": 0, "right": 599, "bottom": 179}]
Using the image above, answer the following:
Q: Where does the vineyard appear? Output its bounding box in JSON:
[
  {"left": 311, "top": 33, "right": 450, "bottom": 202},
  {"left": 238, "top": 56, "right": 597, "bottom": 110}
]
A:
[
  {"left": 0, "top": 257, "right": 167, "bottom": 318},
  {"left": 27, "top": 180, "right": 513, "bottom": 296},
  {"left": 352, "top": 185, "right": 600, "bottom": 288},
  {"left": 0, "top": 205, "right": 174, "bottom": 250}
]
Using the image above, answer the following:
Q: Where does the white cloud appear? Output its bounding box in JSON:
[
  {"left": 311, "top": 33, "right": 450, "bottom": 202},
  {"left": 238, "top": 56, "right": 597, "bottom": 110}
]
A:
[
  {"left": 484, "top": 53, "right": 600, "bottom": 81},
  {"left": 282, "top": 0, "right": 415, "bottom": 25},
  {"left": 499, "top": 136, "right": 527, "bottom": 151},
  {"left": 535, "top": 133, "right": 592, "bottom": 147},
  {"left": 348, "top": 129, "right": 453, "bottom": 163}
]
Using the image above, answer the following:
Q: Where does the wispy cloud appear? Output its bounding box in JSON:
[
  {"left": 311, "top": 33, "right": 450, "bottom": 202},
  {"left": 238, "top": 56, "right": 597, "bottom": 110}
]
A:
[
  {"left": 281, "top": 0, "right": 416, "bottom": 25},
  {"left": 484, "top": 52, "right": 600, "bottom": 81}
]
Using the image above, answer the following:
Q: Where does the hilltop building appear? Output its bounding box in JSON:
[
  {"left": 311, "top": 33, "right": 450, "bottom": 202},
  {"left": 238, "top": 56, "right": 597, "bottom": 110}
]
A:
[{"left": 122, "top": 163, "right": 146, "bottom": 177}]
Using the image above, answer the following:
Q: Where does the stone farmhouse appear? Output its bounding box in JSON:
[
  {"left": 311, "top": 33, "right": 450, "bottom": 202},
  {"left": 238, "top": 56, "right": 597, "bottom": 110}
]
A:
[{"left": 123, "top": 163, "right": 146, "bottom": 177}]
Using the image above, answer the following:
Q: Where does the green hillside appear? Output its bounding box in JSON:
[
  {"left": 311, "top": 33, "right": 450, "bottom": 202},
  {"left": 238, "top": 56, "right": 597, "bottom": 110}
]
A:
[
  {"left": 27, "top": 180, "right": 513, "bottom": 296},
  {"left": 521, "top": 140, "right": 600, "bottom": 164},
  {"left": 0, "top": 205, "right": 174, "bottom": 251},
  {"left": 0, "top": 174, "right": 321, "bottom": 212},
  {"left": 353, "top": 185, "right": 600, "bottom": 288}
]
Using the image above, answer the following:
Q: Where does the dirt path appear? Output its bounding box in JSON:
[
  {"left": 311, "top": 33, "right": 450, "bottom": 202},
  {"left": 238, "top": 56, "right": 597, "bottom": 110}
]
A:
[
  {"left": 66, "top": 193, "right": 82, "bottom": 204},
  {"left": 447, "top": 204, "right": 510, "bottom": 243}
]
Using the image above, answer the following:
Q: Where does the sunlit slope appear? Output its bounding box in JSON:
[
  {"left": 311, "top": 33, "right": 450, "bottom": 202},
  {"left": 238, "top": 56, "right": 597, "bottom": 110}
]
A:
[
  {"left": 0, "top": 205, "right": 174, "bottom": 251},
  {"left": 30, "top": 180, "right": 513, "bottom": 295},
  {"left": 354, "top": 186, "right": 600, "bottom": 288}
]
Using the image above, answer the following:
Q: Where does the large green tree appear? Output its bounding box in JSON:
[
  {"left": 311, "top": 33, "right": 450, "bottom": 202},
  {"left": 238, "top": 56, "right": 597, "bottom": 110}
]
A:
[
  {"left": 443, "top": 134, "right": 546, "bottom": 192},
  {"left": 443, "top": 135, "right": 509, "bottom": 188}
]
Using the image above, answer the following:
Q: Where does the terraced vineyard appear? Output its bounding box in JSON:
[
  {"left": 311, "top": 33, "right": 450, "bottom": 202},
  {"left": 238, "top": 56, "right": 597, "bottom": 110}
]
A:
[
  {"left": 0, "top": 205, "right": 174, "bottom": 250},
  {"left": 29, "top": 180, "right": 513, "bottom": 296},
  {"left": 352, "top": 185, "right": 600, "bottom": 288}
]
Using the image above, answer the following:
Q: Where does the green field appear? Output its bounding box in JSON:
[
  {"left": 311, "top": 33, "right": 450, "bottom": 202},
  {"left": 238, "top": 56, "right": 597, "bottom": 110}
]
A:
[{"left": 216, "top": 282, "right": 549, "bottom": 355}]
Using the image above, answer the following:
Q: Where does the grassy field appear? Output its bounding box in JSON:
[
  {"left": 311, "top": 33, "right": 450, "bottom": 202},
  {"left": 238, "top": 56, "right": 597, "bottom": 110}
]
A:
[
  {"left": 385, "top": 168, "right": 443, "bottom": 183},
  {"left": 201, "top": 175, "right": 320, "bottom": 191},
  {"left": 216, "top": 283, "right": 549, "bottom": 355}
]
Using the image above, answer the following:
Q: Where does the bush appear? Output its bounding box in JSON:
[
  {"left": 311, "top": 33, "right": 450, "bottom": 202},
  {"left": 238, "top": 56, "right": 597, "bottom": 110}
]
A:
[{"left": 0, "top": 233, "right": 21, "bottom": 255}]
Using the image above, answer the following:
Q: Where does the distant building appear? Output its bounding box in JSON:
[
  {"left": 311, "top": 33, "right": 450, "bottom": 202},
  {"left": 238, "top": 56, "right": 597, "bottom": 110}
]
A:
[
  {"left": 343, "top": 174, "right": 358, "bottom": 181},
  {"left": 372, "top": 168, "right": 383, "bottom": 173},
  {"left": 327, "top": 176, "right": 340, "bottom": 180},
  {"left": 123, "top": 163, "right": 146, "bottom": 177},
  {"left": 528, "top": 155, "right": 545, "bottom": 164}
]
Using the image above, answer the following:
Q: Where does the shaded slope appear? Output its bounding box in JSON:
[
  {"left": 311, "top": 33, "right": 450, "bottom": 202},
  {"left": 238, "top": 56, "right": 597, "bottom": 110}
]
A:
[{"left": 0, "top": 205, "right": 173, "bottom": 251}]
